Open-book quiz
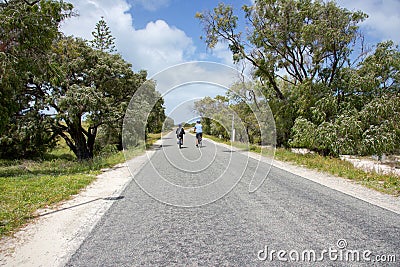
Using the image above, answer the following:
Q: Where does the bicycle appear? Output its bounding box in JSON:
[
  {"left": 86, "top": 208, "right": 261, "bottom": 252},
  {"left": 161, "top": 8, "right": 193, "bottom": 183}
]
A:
[
  {"left": 196, "top": 133, "right": 202, "bottom": 148},
  {"left": 177, "top": 136, "right": 183, "bottom": 149}
]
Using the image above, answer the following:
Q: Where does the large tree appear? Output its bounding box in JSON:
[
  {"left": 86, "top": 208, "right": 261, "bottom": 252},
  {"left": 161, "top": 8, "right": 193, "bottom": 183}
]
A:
[
  {"left": 196, "top": 0, "right": 368, "bottom": 149},
  {"left": 0, "top": 0, "right": 73, "bottom": 158},
  {"left": 290, "top": 41, "right": 400, "bottom": 156},
  {"left": 47, "top": 37, "right": 148, "bottom": 160},
  {"left": 196, "top": 0, "right": 367, "bottom": 100}
]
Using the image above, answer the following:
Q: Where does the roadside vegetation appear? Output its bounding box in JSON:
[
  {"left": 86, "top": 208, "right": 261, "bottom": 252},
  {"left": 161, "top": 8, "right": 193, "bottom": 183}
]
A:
[
  {"left": 194, "top": 0, "right": 399, "bottom": 196},
  {"left": 0, "top": 1, "right": 166, "bottom": 239},
  {"left": 204, "top": 133, "right": 399, "bottom": 196},
  {"left": 0, "top": 133, "right": 161, "bottom": 239},
  {"left": 274, "top": 149, "right": 400, "bottom": 196},
  {"left": 196, "top": 0, "right": 399, "bottom": 158},
  {"left": 1, "top": 0, "right": 399, "bottom": 242}
]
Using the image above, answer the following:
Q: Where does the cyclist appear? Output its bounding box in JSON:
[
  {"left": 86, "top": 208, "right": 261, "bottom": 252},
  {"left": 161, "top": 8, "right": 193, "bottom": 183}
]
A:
[
  {"left": 176, "top": 123, "right": 185, "bottom": 146},
  {"left": 193, "top": 120, "right": 203, "bottom": 147}
]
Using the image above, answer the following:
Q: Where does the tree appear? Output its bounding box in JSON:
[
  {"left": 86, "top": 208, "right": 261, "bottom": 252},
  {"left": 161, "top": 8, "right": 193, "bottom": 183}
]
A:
[
  {"left": 47, "top": 37, "right": 147, "bottom": 160},
  {"left": 163, "top": 116, "right": 175, "bottom": 131},
  {"left": 356, "top": 41, "right": 400, "bottom": 97},
  {"left": 0, "top": 0, "right": 73, "bottom": 158},
  {"left": 196, "top": 0, "right": 368, "bottom": 148},
  {"left": 90, "top": 16, "right": 116, "bottom": 53},
  {"left": 196, "top": 0, "right": 367, "bottom": 100},
  {"left": 146, "top": 97, "right": 166, "bottom": 134},
  {"left": 194, "top": 96, "right": 218, "bottom": 135}
]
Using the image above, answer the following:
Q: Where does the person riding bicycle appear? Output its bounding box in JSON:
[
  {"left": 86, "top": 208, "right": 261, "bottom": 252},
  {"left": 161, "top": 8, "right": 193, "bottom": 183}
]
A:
[
  {"left": 193, "top": 120, "right": 203, "bottom": 147},
  {"left": 176, "top": 123, "right": 185, "bottom": 145}
]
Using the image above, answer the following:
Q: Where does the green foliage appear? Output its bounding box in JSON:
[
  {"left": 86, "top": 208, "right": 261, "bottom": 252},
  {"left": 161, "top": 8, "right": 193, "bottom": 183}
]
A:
[
  {"left": 290, "top": 95, "right": 400, "bottom": 156},
  {"left": 0, "top": 0, "right": 73, "bottom": 157},
  {"left": 197, "top": 1, "right": 399, "bottom": 157},
  {"left": 0, "top": 111, "right": 57, "bottom": 158},
  {"left": 194, "top": 95, "right": 231, "bottom": 139},
  {"left": 90, "top": 16, "right": 116, "bottom": 53},
  {"left": 358, "top": 96, "right": 400, "bottom": 156},
  {"left": 197, "top": 0, "right": 367, "bottom": 100},
  {"left": 146, "top": 97, "right": 166, "bottom": 134},
  {"left": 0, "top": 141, "right": 130, "bottom": 238},
  {"left": 274, "top": 148, "right": 399, "bottom": 196},
  {"left": 289, "top": 117, "right": 316, "bottom": 149},
  {"left": 1, "top": 4, "right": 166, "bottom": 160},
  {"left": 48, "top": 37, "right": 148, "bottom": 160},
  {"left": 248, "top": 0, "right": 366, "bottom": 85},
  {"left": 357, "top": 41, "right": 400, "bottom": 96},
  {"left": 163, "top": 116, "right": 175, "bottom": 131}
]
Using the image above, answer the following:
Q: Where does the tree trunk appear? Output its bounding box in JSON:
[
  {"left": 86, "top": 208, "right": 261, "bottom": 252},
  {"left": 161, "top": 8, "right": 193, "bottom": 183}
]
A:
[
  {"left": 86, "top": 126, "right": 97, "bottom": 159},
  {"left": 67, "top": 120, "right": 93, "bottom": 161},
  {"left": 72, "top": 130, "right": 92, "bottom": 160}
]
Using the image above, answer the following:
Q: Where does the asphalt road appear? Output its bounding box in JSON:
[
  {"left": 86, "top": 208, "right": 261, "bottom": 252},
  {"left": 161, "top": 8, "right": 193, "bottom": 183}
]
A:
[{"left": 66, "top": 133, "right": 399, "bottom": 266}]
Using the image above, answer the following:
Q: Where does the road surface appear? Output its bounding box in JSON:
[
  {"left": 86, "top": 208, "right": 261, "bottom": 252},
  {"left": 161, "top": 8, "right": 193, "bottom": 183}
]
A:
[{"left": 66, "top": 133, "right": 399, "bottom": 266}]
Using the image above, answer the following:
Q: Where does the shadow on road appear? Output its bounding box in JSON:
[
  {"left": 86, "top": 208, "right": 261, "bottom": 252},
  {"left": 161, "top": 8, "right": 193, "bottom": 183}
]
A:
[{"left": 34, "top": 196, "right": 125, "bottom": 218}]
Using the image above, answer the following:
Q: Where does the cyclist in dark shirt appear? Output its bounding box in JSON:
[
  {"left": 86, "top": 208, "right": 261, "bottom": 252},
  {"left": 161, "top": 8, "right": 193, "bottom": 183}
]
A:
[{"left": 176, "top": 123, "right": 185, "bottom": 145}]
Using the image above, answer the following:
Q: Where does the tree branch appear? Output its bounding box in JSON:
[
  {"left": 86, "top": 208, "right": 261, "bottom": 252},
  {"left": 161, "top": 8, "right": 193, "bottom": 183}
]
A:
[
  {"left": 23, "top": 0, "right": 40, "bottom": 6},
  {"left": 58, "top": 131, "right": 77, "bottom": 155}
]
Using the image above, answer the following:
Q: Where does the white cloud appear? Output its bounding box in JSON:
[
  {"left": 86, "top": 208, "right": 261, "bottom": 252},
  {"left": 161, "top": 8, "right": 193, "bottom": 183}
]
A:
[
  {"left": 337, "top": 0, "right": 400, "bottom": 45},
  {"left": 122, "top": 20, "right": 195, "bottom": 74},
  {"left": 60, "top": 0, "right": 195, "bottom": 76},
  {"left": 61, "top": 0, "right": 132, "bottom": 40}
]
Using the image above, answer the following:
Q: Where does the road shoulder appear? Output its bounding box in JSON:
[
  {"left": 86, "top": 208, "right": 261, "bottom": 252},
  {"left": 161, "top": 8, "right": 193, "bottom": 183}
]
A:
[
  {"left": 0, "top": 149, "right": 155, "bottom": 267},
  {"left": 1, "top": 138, "right": 399, "bottom": 266},
  {"left": 208, "top": 138, "right": 400, "bottom": 215}
]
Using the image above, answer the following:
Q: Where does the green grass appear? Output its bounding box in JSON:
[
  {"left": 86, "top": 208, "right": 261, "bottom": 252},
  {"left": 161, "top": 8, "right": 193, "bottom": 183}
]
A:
[
  {"left": 204, "top": 134, "right": 400, "bottom": 196},
  {"left": 0, "top": 133, "right": 162, "bottom": 238},
  {"left": 274, "top": 148, "right": 400, "bottom": 196}
]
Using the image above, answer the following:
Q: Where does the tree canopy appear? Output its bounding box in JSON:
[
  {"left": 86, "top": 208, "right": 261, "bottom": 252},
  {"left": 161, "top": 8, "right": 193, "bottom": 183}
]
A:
[
  {"left": 196, "top": 0, "right": 367, "bottom": 100},
  {"left": 0, "top": 0, "right": 73, "bottom": 157},
  {"left": 0, "top": 0, "right": 166, "bottom": 160},
  {"left": 196, "top": 0, "right": 399, "bottom": 157}
]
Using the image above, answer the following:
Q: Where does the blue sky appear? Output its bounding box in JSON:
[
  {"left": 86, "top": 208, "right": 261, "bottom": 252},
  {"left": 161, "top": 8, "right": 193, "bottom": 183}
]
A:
[
  {"left": 61, "top": 0, "right": 256, "bottom": 75},
  {"left": 61, "top": 0, "right": 400, "bottom": 76},
  {"left": 61, "top": 0, "right": 400, "bottom": 123}
]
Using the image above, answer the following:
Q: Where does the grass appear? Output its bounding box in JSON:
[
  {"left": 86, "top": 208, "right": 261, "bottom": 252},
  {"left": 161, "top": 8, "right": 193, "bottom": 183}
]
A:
[
  {"left": 0, "top": 133, "right": 162, "bottom": 239},
  {"left": 204, "top": 134, "right": 400, "bottom": 196},
  {"left": 274, "top": 148, "right": 400, "bottom": 196}
]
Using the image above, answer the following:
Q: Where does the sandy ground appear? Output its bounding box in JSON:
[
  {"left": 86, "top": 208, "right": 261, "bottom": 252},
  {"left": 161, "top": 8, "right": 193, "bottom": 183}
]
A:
[
  {"left": 0, "top": 149, "right": 155, "bottom": 267},
  {"left": 340, "top": 155, "right": 400, "bottom": 176},
  {"left": 0, "top": 139, "right": 399, "bottom": 266}
]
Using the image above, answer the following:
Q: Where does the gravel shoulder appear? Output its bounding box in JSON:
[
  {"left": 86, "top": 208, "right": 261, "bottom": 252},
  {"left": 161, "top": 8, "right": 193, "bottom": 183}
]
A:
[
  {"left": 0, "top": 149, "right": 155, "bottom": 267},
  {"left": 0, "top": 138, "right": 399, "bottom": 266}
]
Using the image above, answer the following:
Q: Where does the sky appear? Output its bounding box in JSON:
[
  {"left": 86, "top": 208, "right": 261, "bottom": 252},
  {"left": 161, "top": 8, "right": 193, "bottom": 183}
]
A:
[{"left": 60, "top": 0, "right": 400, "bottom": 124}]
